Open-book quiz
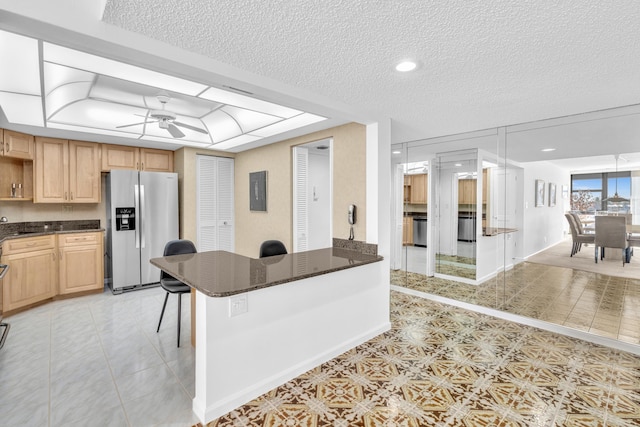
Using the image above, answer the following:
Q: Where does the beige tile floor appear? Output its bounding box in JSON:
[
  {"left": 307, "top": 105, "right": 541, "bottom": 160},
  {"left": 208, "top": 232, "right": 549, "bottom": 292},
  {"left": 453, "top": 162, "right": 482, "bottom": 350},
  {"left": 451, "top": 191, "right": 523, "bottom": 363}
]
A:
[{"left": 391, "top": 261, "right": 640, "bottom": 344}]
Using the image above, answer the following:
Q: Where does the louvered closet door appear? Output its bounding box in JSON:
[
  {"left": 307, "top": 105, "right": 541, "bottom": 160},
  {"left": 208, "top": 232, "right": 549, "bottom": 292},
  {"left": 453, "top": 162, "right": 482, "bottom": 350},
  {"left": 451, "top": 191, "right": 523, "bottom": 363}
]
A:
[
  {"left": 293, "top": 146, "right": 309, "bottom": 252},
  {"left": 216, "top": 158, "right": 234, "bottom": 252},
  {"left": 197, "top": 155, "right": 235, "bottom": 252}
]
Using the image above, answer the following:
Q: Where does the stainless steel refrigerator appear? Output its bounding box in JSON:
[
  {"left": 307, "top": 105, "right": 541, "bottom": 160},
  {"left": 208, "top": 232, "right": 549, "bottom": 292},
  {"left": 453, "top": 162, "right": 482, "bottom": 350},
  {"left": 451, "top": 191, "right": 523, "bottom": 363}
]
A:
[{"left": 106, "top": 170, "right": 178, "bottom": 293}]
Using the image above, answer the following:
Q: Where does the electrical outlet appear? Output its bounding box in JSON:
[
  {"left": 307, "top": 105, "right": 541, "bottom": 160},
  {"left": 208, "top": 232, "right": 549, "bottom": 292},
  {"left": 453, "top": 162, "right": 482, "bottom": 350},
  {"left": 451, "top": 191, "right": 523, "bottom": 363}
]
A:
[
  {"left": 63, "top": 205, "right": 73, "bottom": 213},
  {"left": 229, "top": 293, "right": 248, "bottom": 317}
]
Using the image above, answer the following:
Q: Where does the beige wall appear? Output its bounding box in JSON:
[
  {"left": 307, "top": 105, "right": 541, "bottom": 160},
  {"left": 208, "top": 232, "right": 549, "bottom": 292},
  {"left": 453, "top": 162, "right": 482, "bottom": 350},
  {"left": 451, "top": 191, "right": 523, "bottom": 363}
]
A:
[
  {"left": 174, "top": 123, "right": 367, "bottom": 258},
  {"left": 234, "top": 123, "right": 366, "bottom": 257}
]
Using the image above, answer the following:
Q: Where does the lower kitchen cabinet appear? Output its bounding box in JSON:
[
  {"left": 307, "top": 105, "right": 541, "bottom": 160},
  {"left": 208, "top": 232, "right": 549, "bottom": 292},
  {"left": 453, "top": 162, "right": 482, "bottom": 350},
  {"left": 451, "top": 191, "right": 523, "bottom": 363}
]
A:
[
  {"left": 58, "top": 232, "right": 104, "bottom": 295},
  {"left": 1, "top": 231, "right": 104, "bottom": 313},
  {"left": 402, "top": 216, "right": 414, "bottom": 245},
  {"left": 1, "top": 235, "right": 57, "bottom": 312}
]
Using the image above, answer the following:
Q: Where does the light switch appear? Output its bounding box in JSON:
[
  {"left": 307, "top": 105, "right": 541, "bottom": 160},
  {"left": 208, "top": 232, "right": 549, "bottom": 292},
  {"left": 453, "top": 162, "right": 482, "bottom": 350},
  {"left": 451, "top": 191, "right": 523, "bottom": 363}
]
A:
[{"left": 229, "top": 293, "right": 248, "bottom": 317}]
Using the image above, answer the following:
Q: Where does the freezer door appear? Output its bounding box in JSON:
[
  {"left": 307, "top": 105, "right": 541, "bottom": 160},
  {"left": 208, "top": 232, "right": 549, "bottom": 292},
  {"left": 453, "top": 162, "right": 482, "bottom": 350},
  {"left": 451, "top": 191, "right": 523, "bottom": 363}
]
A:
[
  {"left": 109, "top": 170, "right": 142, "bottom": 289},
  {"left": 139, "top": 171, "right": 179, "bottom": 284}
]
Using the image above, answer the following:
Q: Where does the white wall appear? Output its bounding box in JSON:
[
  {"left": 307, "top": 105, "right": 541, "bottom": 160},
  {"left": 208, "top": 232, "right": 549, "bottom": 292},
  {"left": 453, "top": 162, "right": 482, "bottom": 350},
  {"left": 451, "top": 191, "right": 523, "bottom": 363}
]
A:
[
  {"left": 307, "top": 151, "right": 331, "bottom": 249},
  {"left": 522, "top": 161, "right": 571, "bottom": 257}
]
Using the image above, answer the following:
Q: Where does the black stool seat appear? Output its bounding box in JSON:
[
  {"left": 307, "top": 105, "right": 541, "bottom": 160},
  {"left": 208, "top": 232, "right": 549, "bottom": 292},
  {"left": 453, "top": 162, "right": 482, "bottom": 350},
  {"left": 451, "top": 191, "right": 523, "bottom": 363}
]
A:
[{"left": 259, "top": 240, "right": 287, "bottom": 258}]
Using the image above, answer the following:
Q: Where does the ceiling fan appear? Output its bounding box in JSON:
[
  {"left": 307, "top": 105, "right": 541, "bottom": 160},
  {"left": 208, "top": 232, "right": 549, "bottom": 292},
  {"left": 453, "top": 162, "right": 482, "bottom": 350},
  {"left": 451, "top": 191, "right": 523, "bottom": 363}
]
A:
[{"left": 116, "top": 92, "right": 208, "bottom": 138}]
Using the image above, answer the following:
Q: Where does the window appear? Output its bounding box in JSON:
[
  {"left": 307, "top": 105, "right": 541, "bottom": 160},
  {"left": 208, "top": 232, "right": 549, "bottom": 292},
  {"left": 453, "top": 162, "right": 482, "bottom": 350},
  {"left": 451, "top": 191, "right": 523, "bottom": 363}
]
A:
[{"left": 571, "top": 172, "right": 631, "bottom": 213}]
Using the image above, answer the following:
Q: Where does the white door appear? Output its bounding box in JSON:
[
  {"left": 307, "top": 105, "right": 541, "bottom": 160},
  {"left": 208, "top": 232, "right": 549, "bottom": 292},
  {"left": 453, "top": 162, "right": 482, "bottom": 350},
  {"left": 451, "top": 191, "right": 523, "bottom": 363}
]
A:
[
  {"left": 292, "top": 146, "right": 309, "bottom": 252},
  {"left": 196, "top": 155, "right": 235, "bottom": 252}
]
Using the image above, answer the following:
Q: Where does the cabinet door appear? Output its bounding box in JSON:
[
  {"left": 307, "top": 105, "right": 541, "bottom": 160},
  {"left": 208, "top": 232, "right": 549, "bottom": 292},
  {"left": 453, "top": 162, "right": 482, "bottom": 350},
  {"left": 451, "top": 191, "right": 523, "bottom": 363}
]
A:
[
  {"left": 402, "top": 216, "right": 414, "bottom": 245},
  {"left": 140, "top": 148, "right": 174, "bottom": 172},
  {"left": 410, "top": 174, "right": 427, "bottom": 204},
  {"left": 58, "top": 244, "right": 103, "bottom": 295},
  {"left": 2, "top": 130, "right": 34, "bottom": 160},
  {"left": 101, "top": 144, "right": 140, "bottom": 171},
  {"left": 68, "top": 140, "right": 101, "bottom": 203},
  {"left": 2, "top": 249, "right": 56, "bottom": 312},
  {"left": 34, "top": 137, "right": 68, "bottom": 203}
]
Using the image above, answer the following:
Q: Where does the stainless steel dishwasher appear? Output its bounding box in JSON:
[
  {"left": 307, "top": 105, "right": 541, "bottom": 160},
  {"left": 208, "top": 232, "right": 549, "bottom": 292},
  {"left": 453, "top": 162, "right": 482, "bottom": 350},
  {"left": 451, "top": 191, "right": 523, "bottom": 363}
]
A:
[
  {"left": 458, "top": 215, "right": 476, "bottom": 242},
  {"left": 413, "top": 216, "right": 428, "bottom": 247}
]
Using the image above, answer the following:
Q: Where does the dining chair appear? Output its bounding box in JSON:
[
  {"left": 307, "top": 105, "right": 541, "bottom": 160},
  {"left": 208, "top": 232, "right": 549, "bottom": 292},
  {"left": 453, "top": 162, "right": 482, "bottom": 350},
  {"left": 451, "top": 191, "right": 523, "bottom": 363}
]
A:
[
  {"left": 157, "top": 239, "right": 197, "bottom": 347},
  {"left": 594, "top": 215, "right": 628, "bottom": 266},
  {"left": 565, "top": 213, "right": 594, "bottom": 256}
]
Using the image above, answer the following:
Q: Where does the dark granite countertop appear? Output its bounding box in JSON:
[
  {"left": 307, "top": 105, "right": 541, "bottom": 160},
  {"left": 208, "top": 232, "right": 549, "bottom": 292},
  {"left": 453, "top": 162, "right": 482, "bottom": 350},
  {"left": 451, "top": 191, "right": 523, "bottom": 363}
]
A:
[
  {"left": 0, "top": 220, "right": 103, "bottom": 245},
  {"left": 150, "top": 247, "right": 383, "bottom": 297},
  {"left": 482, "top": 227, "right": 518, "bottom": 236}
]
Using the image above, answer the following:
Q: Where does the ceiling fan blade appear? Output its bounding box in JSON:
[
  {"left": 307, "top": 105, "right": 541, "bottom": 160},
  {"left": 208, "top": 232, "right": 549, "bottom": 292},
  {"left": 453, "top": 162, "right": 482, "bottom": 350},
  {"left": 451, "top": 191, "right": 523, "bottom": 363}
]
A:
[
  {"left": 116, "top": 121, "right": 151, "bottom": 129},
  {"left": 173, "top": 121, "right": 208, "bottom": 134},
  {"left": 167, "top": 123, "right": 185, "bottom": 138}
]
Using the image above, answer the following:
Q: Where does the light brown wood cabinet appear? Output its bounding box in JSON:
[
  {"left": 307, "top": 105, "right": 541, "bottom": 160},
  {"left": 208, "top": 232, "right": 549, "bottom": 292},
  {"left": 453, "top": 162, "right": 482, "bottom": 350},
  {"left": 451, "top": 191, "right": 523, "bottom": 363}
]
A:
[
  {"left": 1, "top": 232, "right": 104, "bottom": 313},
  {"left": 1, "top": 130, "right": 34, "bottom": 160},
  {"left": 102, "top": 144, "right": 174, "bottom": 172},
  {"left": 1, "top": 235, "right": 57, "bottom": 312},
  {"left": 410, "top": 174, "right": 428, "bottom": 204},
  {"left": 34, "top": 137, "right": 101, "bottom": 203},
  {"left": 458, "top": 179, "right": 477, "bottom": 205},
  {"left": 58, "top": 232, "right": 104, "bottom": 295},
  {"left": 0, "top": 130, "right": 34, "bottom": 201},
  {"left": 403, "top": 173, "right": 428, "bottom": 204},
  {"left": 402, "top": 216, "right": 414, "bottom": 245}
]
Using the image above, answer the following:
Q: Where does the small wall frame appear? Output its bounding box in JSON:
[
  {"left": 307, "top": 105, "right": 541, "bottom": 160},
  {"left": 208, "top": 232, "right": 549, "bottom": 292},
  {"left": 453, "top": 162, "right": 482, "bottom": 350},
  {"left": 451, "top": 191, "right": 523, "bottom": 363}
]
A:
[
  {"left": 249, "top": 171, "right": 267, "bottom": 212},
  {"left": 535, "top": 179, "right": 545, "bottom": 207},
  {"left": 549, "top": 183, "right": 556, "bottom": 207}
]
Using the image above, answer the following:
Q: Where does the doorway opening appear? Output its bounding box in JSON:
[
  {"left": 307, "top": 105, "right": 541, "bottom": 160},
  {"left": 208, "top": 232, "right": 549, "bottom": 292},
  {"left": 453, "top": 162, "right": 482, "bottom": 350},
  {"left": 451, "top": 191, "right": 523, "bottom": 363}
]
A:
[{"left": 293, "top": 138, "right": 333, "bottom": 252}]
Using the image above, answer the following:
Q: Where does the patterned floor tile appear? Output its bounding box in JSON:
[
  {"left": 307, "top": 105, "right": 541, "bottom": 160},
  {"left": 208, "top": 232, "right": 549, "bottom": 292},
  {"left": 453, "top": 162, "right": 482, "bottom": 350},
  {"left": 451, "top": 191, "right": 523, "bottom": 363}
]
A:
[{"left": 202, "top": 291, "right": 640, "bottom": 427}]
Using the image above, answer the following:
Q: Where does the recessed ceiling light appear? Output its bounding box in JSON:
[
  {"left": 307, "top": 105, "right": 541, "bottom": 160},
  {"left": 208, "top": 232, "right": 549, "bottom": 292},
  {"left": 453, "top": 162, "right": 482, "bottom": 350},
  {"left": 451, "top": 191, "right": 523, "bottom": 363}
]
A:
[
  {"left": 541, "top": 148, "right": 556, "bottom": 152},
  {"left": 395, "top": 61, "right": 417, "bottom": 72},
  {"left": 454, "top": 163, "right": 462, "bottom": 167},
  {"left": 392, "top": 150, "right": 401, "bottom": 154}
]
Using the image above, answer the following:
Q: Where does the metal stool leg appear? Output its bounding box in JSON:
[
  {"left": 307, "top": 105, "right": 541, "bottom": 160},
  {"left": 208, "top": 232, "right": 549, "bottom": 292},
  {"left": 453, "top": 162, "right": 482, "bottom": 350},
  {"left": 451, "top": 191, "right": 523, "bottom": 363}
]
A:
[
  {"left": 0, "top": 322, "right": 10, "bottom": 350},
  {"left": 177, "top": 293, "right": 182, "bottom": 347},
  {"left": 157, "top": 292, "right": 169, "bottom": 333}
]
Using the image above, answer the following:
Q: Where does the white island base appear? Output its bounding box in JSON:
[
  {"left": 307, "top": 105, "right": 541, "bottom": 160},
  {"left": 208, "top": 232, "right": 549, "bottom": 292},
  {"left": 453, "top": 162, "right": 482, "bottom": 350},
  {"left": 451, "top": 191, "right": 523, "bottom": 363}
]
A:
[{"left": 193, "top": 262, "right": 390, "bottom": 424}]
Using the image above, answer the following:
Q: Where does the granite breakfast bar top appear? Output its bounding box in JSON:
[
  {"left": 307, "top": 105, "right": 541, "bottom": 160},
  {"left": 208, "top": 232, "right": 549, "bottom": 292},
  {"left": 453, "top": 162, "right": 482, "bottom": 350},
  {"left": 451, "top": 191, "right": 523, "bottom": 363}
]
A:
[{"left": 150, "top": 247, "right": 383, "bottom": 297}]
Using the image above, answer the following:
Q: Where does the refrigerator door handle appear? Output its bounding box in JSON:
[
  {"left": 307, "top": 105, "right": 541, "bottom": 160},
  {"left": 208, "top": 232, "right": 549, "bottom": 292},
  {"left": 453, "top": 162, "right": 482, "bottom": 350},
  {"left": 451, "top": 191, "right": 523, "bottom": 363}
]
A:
[
  {"left": 134, "top": 184, "right": 140, "bottom": 249},
  {"left": 140, "top": 184, "right": 146, "bottom": 249}
]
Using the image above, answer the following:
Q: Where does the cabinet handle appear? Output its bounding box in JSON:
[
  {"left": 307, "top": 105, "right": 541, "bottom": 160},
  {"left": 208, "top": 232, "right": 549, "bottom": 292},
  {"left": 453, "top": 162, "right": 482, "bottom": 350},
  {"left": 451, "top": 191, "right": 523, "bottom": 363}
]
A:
[
  {"left": 71, "top": 192, "right": 74, "bottom": 200},
  {"left": 64, "top": 192, "right": 68, "bottom": 200},
  {"left": 59, "top": 250, "right": 62, "bottom": 260},
  {"left": 136, "top": 162, "right": 139, "bottom": 170},
  {"left": 4, "top": 142, "right": 7, "bottom": 153},
  {"left": 52, "top": 252, "right": 56, "bottom": 261},
  {"left": 26, "top": 242, "right": 36, "bottom": 247},
  {"left": 141, "top": 162, "right": 144, "bottom": 170}
]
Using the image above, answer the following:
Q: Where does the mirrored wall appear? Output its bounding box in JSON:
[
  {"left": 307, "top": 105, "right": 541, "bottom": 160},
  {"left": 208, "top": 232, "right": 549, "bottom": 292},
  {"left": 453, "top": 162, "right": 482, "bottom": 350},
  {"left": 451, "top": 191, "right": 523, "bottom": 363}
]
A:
[{"left": 390, "top": 104, "right": 640, "bottom": 347}]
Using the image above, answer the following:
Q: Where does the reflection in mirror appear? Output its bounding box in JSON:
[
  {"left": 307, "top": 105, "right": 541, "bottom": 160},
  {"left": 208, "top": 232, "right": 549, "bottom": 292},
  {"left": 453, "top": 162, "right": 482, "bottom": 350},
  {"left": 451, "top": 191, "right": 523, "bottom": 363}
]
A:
[
  {"left": 390, "top": 104, "right": 640, "bottom": 348},
  {"left": 434, "top": 149, "right": 477, "bottom": 280}
]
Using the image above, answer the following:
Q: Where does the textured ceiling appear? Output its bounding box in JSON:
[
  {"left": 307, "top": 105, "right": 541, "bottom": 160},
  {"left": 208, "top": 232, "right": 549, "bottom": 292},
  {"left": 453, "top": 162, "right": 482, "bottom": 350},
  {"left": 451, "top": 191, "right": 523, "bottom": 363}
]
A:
[{"left": 101, "top": 0, "right": 640, "bottom": 143}]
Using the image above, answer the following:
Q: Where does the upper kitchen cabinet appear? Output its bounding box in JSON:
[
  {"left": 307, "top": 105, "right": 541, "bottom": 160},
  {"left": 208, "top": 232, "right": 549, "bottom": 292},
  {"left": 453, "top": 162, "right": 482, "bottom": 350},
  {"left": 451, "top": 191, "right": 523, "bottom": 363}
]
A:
[
  {"left": 102, "top": 144, "right": 174, "bottom": 172},
  {"left": 0, "top": 130, "right": 34, "bottom": 201},
  {"left": 404, "top": 173, "right": 428, "bottom": 204},
  {"left": 410, "top": 174, "right": 428, "bottom": 204},
  {"left": 1, "top": 130, "right": 34, "bottom": 160},
  {"left": 34, "top": 137, "right": 101, "bottom": 203}
]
